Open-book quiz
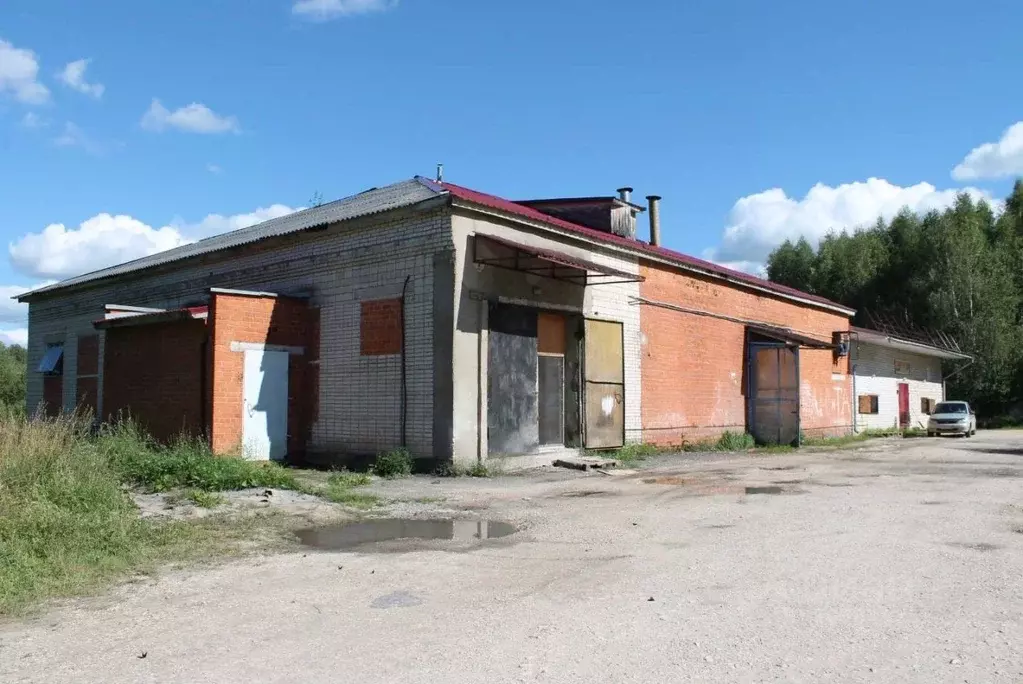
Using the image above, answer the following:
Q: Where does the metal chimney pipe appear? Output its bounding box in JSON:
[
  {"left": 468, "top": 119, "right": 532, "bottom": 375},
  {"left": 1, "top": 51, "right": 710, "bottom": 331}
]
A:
[
  {"left": 617, "top": 187, "right": 633, "bottom": 203},
  {"left": 646, "top": 195, "right": 662, "bottom": 246}
]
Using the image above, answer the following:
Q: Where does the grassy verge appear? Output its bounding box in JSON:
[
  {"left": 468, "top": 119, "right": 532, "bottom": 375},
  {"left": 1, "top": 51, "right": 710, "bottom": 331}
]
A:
[{"left": 0, "top": 414, "right": 387, "bottom": 614}]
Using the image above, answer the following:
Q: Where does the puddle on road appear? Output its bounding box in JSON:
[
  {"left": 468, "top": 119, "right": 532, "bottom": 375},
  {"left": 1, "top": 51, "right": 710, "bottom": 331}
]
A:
[
  {"left": 946, "top": 541, "right": 1001, "bottom": 552},
  {"left": 296, "top": 518, "right": 517, "bottom": 550},
  {"left": 744, "top": 486, "right": 785, "bottom": 495}
]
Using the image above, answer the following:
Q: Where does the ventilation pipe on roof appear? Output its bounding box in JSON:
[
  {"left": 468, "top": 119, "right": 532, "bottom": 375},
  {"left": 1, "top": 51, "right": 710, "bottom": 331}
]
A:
[
  {"left": 646, "top": 195, "right": 662, "bottom": 246},
  {"left": 617, "top": 187, "right": 633, "bottom": 203}
]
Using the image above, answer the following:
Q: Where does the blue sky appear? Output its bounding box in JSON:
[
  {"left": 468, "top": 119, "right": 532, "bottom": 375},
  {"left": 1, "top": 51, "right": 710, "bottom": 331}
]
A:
[{"left": 1, "top": 0, "right": 1022, "bottom": 344}]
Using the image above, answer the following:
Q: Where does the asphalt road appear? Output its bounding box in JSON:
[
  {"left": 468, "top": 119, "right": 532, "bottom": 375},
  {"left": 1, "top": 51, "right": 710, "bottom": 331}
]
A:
[{"left": 3, "top": 432, "right": 1023, "bottom": 683}]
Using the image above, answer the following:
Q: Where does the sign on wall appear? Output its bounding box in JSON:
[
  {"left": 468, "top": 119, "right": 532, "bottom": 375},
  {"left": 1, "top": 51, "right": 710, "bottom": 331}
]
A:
[{"left": 894, "top": 359, "right": 911, "bottom": 376}]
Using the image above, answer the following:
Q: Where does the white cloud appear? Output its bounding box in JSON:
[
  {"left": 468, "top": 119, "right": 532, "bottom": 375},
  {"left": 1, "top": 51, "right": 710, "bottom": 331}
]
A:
[
  {"left": 292, "top": 0, "right": 397, "bottom": 20},
  {"left": 20, "top": 111, "right": 47, "bottom": 128},
  {"left": 140, "top": 99, "right": 239, "bottom": 134},
  {"left": 52, "top": 121, "right": 105, "bottom": 155},
  {"left": 0, "top": 39, "right": 49, "bottom": 104},
  {"left": 207, "top": 163, "right": 223, "bottom": 174},
  {"left": 0, "top": 329, "right": 28, "bottom": 347},
  {"left": 9, "top": 205, "right": 299, "bottom": 280},
  {"left": 707, "top": 178, "right": 991, "bottom": 270},
  {"left": 57, "top": 58, "right": 104, "bottom": 98},
  {"left": 952, "top": 122, "right": 1023, "bottom": 181}
]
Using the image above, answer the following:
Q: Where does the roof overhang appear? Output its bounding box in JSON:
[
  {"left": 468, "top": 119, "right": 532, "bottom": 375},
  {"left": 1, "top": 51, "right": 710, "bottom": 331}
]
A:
[
  {"left": 448, "top": 195, "right": 855, "bottom": 317},
  {"left": 472, "top": 233, "right": 643, "bottom": 286},
  {"left": 94, "top": 305, "right": 208, "bottom": 330},
  {"left": 748, "top": 324, "right": 837, "bottom": 349},
  {"left": 851, "top": 327, "right": 971, "bottom": 360}
]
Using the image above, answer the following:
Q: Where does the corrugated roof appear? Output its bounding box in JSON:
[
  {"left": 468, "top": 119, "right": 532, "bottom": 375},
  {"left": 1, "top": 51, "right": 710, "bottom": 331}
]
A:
[
  {"left": 440, "top": 180, "right": 853, "bottom": 314},
  {"left": 19, "top": 179, "right": 441, "bottom": 300}
]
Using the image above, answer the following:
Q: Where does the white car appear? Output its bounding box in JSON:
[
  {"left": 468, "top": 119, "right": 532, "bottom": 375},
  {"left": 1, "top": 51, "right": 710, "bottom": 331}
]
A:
[{"left": 927, "top": 401, "right": 977, "bottom": 437}]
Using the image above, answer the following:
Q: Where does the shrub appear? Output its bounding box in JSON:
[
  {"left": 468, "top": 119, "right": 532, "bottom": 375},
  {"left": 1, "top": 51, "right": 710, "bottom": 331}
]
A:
[
  {"left": 100, "top": 424, "right": 296, "bottom": 492},
  {"left": 373, "top": 448, "right": 413, "bottom": 479},
  {"left": 715, "top": 431, "right": 756, "bottom": 451}
]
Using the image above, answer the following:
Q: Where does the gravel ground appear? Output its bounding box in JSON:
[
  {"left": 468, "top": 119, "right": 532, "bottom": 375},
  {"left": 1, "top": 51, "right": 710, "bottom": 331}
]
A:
[{"left": 3, "top": 432, "right": 1023, "bottom": 683}]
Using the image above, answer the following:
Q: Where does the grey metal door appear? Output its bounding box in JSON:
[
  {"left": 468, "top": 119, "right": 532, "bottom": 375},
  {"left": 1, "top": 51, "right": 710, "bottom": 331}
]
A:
[
  {"left": 748, "top": 342, "right": 800, "bottom": 445},
  {"left": 583, "top": 319, "right": 625, "bottom": 449},
  {"left": 487, "top": 304, "right": 539, "bottom": 455}
]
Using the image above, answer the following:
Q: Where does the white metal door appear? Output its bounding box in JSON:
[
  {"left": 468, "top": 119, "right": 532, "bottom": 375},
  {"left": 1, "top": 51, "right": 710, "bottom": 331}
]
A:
[{"left": 242, "top": 350, "right": 289, "bottom": 461}]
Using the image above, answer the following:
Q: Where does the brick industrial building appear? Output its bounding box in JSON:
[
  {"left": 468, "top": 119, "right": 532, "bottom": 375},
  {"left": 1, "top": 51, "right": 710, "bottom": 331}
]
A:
[{"left": 19, "top": 176, "right": 860, "bottom": 467}]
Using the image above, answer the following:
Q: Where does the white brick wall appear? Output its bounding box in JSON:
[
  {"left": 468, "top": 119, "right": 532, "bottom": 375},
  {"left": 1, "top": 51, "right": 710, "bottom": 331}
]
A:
[
  {"left": 852, "top": 341, "right": 944, "bottom": 431},
  {"left": 25, "top": 206, "right": 452, "bottom": 459}
]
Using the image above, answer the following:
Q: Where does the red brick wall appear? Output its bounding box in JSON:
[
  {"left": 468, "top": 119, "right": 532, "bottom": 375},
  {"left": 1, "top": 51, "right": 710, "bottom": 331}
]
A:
[
  {"left": 360, "top": 298, "right": 402, "bottom": 356},
  {"left": 639, "top": 261, "right": 852, "bottom": 445},
  {"left": 76, "top": 334, "right": 99, "bottom": 415},
  {"left": 103, "top": 320, "right": 207, "bottom": 442},
  {"left": 208, "top": 293, "right": 315, "bottom": 457}
]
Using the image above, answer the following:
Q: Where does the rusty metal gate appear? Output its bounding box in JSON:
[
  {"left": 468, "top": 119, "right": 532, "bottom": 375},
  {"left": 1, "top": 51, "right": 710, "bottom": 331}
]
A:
[
  {"left": 583, "top": 318, "right": 625, "bottom": 449},
  {"left": 747, "top": 341, "right": 800, "bottom": 446}
]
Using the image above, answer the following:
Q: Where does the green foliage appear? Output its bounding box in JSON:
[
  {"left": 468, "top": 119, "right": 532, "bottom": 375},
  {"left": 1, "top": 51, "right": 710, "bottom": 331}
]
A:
[
  {"left": 319, "top": 484, "right": 380, "bottom": 509},
  {"left": 187, "top": 490, "right": 226, "bottom": 508},
  {"left": 372, "top": 448, "right": 413, "bottom": 479},
  {"left": 767, "top": 182, "right": 1023, "bottom": 415},
  {"left": 715, "top": 431, "right": 756, "bottom": 451},
  {"left": 327, "top": 470, "right": 371, "bottom": 488},
  {"left": 99, "top": 423, "right": 297, "bottom": 492},
  {"left": 610, "top": 442, "right": 661, "bottom": 463},
  {"left": 0, "top": 414, "right": 228, "bottom": 614},
  {"left": 0, "top": 342, "right": 26, "bottom": 412}
]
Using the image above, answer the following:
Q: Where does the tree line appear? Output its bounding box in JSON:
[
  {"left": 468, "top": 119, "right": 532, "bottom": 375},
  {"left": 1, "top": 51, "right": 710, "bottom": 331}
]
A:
[
  {"left": 0, "top": 342, "right": 26, "bottom": 412},
  {"left": 767, "top": 180, "right": 1023, "bottom": 417}
]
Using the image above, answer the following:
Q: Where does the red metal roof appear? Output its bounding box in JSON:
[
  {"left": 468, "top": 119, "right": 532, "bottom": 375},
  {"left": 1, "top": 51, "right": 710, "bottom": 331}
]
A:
[{"left": 440, "top": 181, "right": 852, "bottom": 314}]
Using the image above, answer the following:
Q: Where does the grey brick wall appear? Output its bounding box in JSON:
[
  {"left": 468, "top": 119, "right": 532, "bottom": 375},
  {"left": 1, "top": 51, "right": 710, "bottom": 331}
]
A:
[{"left": 25, "top": 206, "right": 453, "bottom": 460}]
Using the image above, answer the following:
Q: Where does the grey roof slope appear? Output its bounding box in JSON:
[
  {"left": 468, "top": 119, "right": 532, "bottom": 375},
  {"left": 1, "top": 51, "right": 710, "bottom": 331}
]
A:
[{"left": 18, "top": 178, "right": 441, "bottom": 300}]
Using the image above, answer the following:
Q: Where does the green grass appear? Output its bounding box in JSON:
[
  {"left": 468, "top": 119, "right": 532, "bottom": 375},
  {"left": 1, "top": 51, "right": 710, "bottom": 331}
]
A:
[
  {"left": 372, "top": 448, "right": 413, "bottom": 479},
  {"left": 327, "top": 469, "right": 372, "bottom": 488},
  {"left": 187, "top": 490, "right": 226, "bottom": 508},
  {"left": 0, "top": 414, "right": 286, "bottom": 615},
  {"left": 0, "top": 413, "right": 383, "bottom": 614},
  {"left": 100, "top": 423, "right": 297, "bottom": 493},
  {"left": 610, "top": 442, "right": 661, "bottom": 464}
]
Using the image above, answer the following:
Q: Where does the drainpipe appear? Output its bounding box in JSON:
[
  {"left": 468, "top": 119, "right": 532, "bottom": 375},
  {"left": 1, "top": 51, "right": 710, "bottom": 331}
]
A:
[{"left": 400, "top": 275, "right": 411, "bottom": 449}]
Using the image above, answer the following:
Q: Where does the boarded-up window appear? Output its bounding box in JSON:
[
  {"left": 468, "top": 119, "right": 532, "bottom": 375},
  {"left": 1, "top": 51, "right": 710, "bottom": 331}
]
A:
[
  {"left": 921, "top": 397, "right": 936, "bottom": 415},
  {"left": 894, "top": 359, "right": 910, "bottom": 376},
  {"left": 360, "top": 299, "right": 402, "bottom": 356},
  {"left": 858, "top": 394, "right": 879, "bottom": 414},
  {"left": 538, "top": 312, "right": 566, "bottom": 355}
]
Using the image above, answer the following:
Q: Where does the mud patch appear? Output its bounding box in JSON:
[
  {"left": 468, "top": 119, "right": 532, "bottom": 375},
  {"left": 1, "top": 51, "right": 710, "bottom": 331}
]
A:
[
  {"left": 946, "top": 541, "right": 1001, "bottom": 552},
  {"left": 296, "top": 518, "right": 517, "bottom": 551},
  {"left": 643, "top": 476, "right": 687, "bottom": 486},
  {"left": 761, "top": 465, "right": 799, "bottom": 471},
  {"left": 745, "top": 486, "right": 785, "bottom": 495},
  {"left": 771, "top": 479, "right": 806, "bottom": 485},
  {"left": 979, "top": 468, "right": 1022, "bottom": 479},
  {"left": 561, "top": 490, "right": 616, "bottom": 498}
]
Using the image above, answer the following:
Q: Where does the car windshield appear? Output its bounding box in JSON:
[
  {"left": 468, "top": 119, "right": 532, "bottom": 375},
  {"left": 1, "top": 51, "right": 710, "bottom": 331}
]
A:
[{"left": 934, "top": 402, "right": 968, "bottom": 414}]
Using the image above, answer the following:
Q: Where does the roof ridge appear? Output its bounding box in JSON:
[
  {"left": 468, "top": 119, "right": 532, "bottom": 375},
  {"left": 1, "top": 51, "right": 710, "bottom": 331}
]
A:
[{"left": 439, "top": 180, "right": 853, "bottom": 315}]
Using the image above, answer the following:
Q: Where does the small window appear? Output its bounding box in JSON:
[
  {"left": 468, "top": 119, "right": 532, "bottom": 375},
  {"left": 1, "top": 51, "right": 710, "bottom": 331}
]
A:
[
  {"left": 360, "top": 298, "right": 402, "bottom": 356},
  {"left": 37, "top": 344, "right": 64, "bottom": 375},
  {"left": 858, "top": 394, "right": 879, "bottom": 414},
  {"left": 921, "top": 398, "right": 936, "bottom": 415}
]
